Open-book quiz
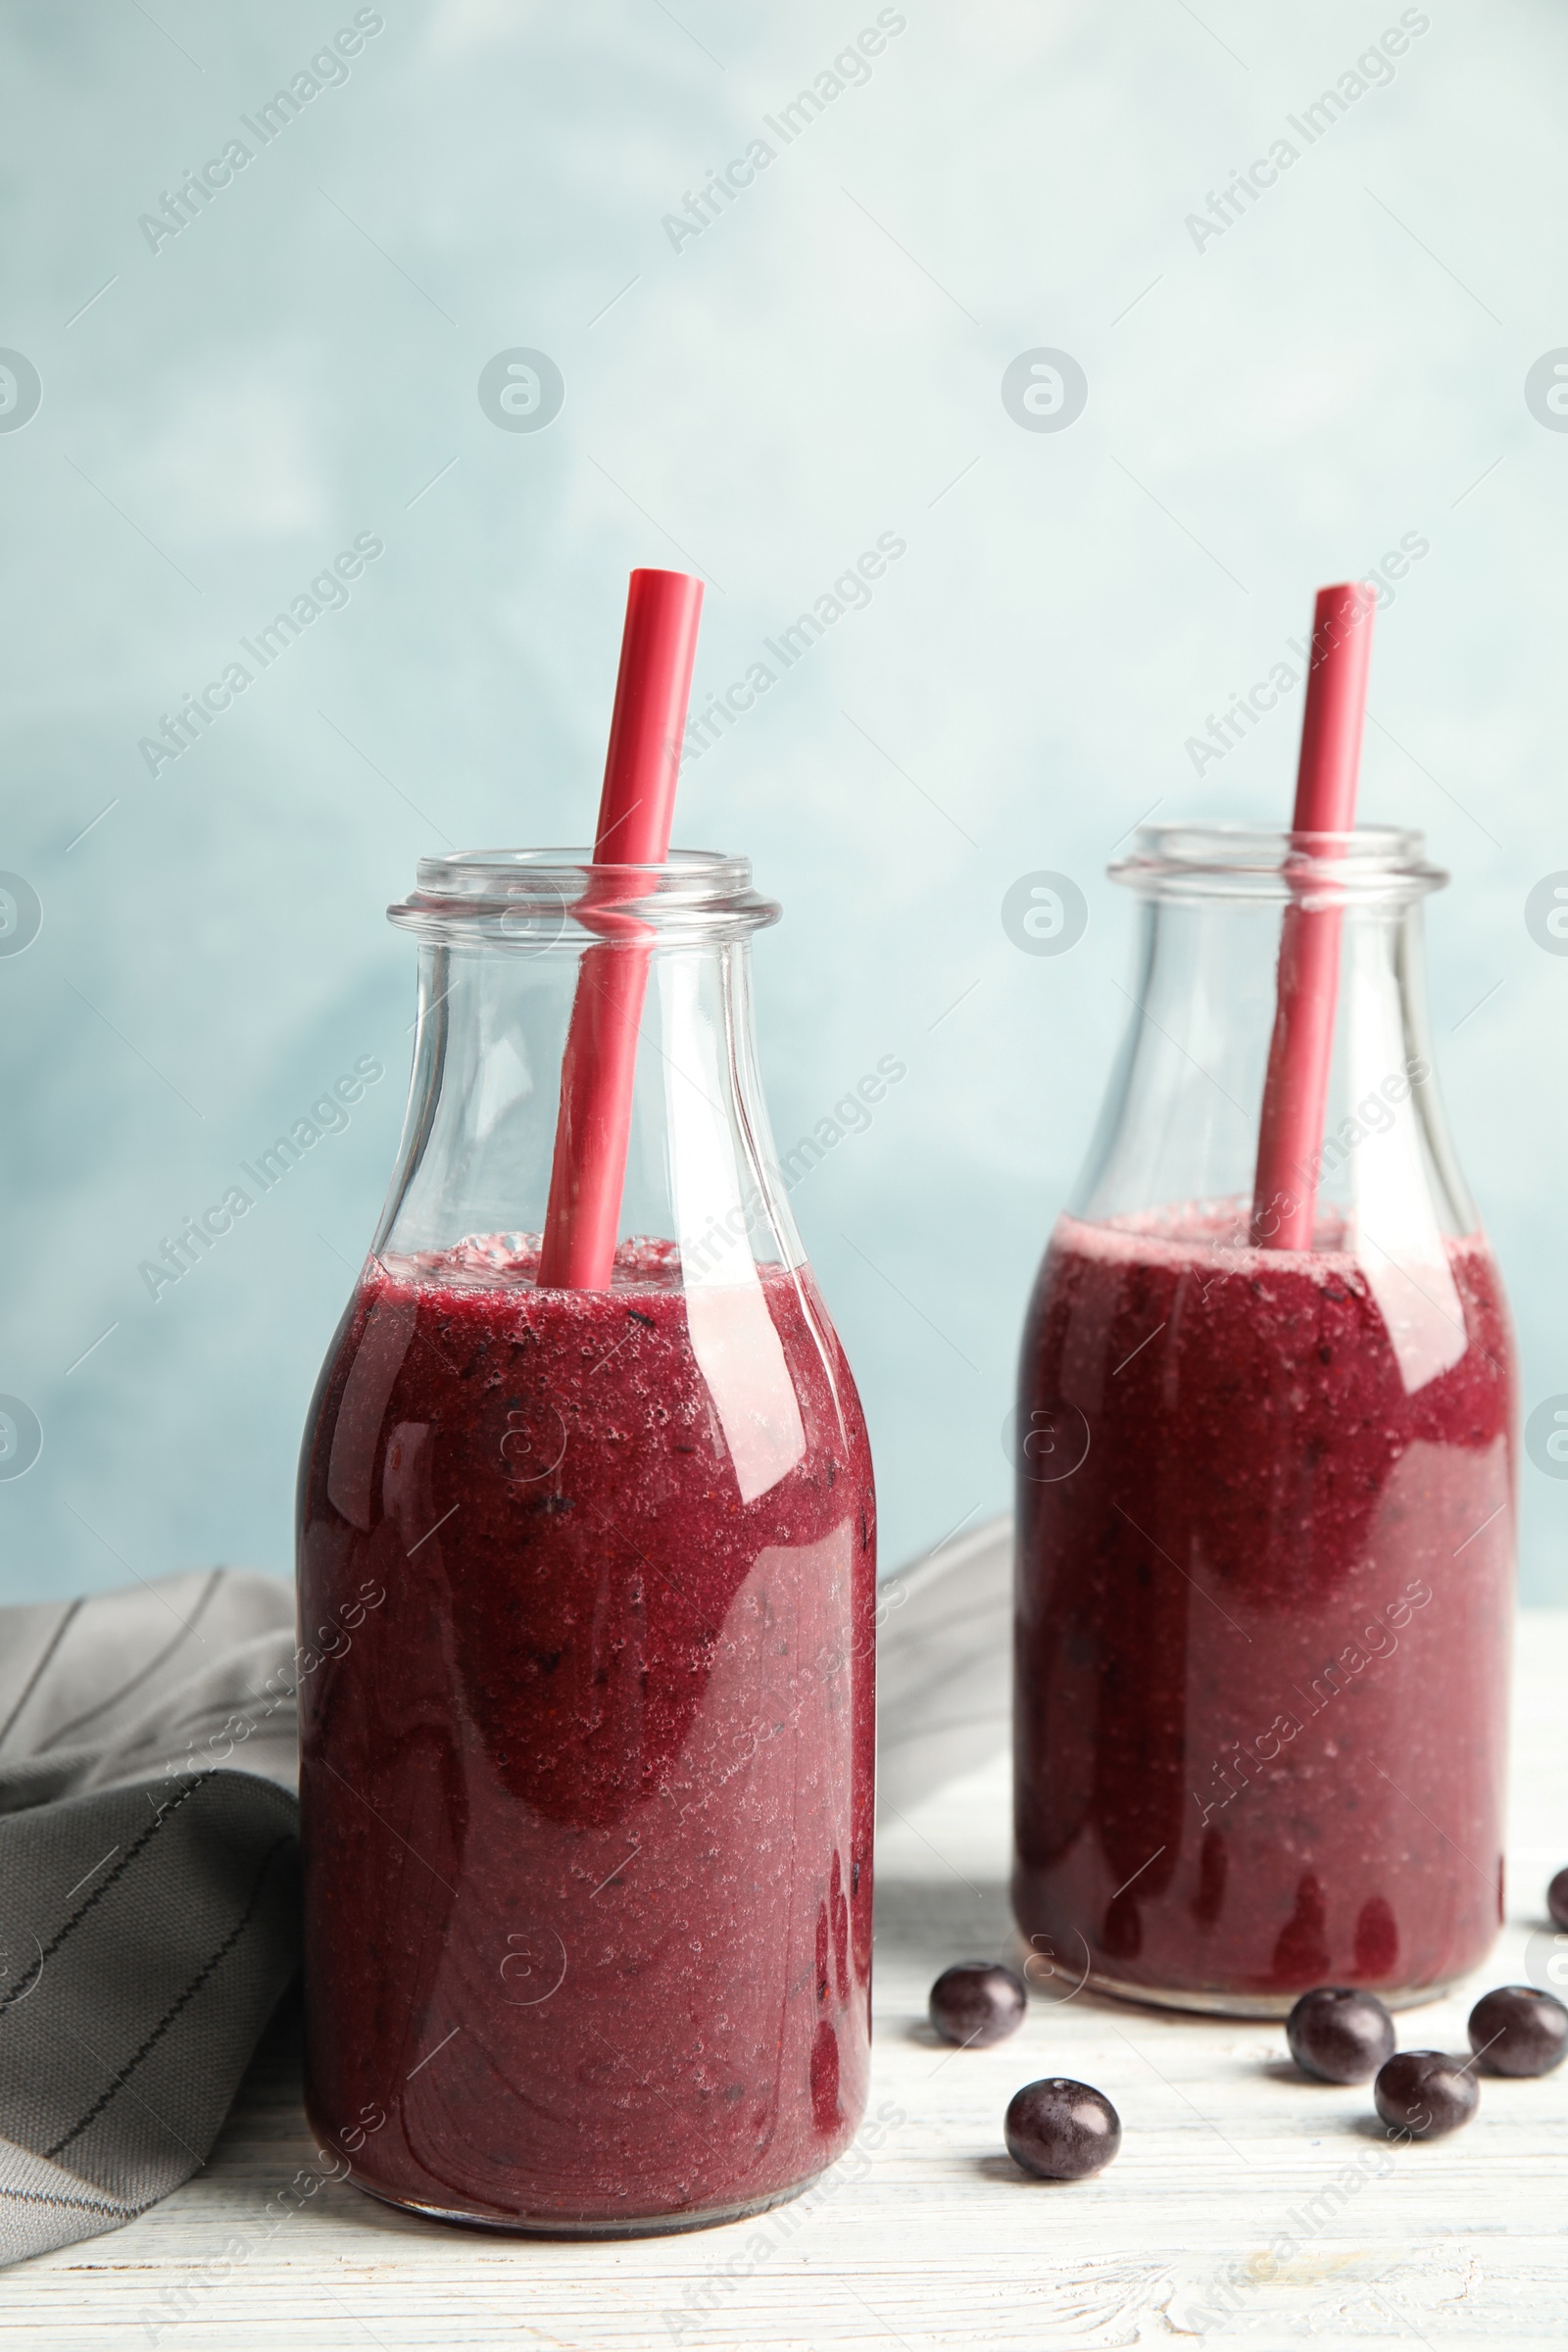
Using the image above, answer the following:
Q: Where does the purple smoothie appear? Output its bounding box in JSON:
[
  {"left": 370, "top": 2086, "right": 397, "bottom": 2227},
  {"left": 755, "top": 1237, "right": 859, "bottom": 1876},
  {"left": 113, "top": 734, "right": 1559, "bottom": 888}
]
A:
[
  {"left": 299, "top": 1236, "right": 876, "bottom": 2230},
  {"left": 1014, "top": 1207, "right": 1515, "bottom": 2006}
]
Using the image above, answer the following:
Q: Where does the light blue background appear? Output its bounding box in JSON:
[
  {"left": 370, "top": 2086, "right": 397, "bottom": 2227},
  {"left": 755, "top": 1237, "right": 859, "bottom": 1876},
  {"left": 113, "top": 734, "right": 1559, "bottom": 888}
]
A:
[{"left": 3, "top": 0, "right": 1567, "bottom": 1600}]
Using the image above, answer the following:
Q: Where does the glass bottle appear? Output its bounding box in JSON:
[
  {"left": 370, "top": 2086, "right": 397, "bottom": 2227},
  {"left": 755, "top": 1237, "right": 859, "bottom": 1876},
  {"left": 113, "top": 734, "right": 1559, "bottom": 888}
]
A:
[
  {"left": 1013, "top": 825, "right": 1516, "bottom": 2014},
  {"left": 298, "top": 850, "right": 876, "bottom": 2230}
]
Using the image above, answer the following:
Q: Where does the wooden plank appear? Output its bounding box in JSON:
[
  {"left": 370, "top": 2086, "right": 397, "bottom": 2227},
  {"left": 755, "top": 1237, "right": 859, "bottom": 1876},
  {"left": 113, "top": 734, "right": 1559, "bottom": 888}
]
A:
[{"left": 6, "top": 1614, "right": 1567, "bottom": 2349}]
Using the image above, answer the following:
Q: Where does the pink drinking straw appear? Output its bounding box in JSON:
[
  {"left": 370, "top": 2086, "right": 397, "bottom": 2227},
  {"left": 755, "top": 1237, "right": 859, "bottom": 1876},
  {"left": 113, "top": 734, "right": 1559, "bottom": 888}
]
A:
[
  {"left": 537, "top": 568, "right": 705, "bottom": 1290},
  {"left": 1250, "top": 581, "right": 1376, "bottom": 1250}
]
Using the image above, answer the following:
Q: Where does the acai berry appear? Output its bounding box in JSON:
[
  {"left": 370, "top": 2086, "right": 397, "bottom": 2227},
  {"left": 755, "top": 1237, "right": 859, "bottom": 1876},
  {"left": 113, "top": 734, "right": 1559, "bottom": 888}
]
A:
[{"left": 1285, "top": 1985, "right": 1396, "bottom": 2084}]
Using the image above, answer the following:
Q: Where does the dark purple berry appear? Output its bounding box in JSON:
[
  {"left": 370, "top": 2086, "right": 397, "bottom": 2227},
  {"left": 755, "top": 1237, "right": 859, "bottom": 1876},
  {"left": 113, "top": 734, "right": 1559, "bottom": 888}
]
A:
[
  {"left": 1004, "top": 2078, "right": 1120, "bottom": 2180},
  {"left": 1548, "top": 1868, "right": 1568, "bottom": 1932},
  {"left": 1373, "top": 2050, "right": 1479, "bottom": 2140},
  {"left": 1468, "top": 1984, "right": 1568, "bottom": 2078},
  {"left": 928, "top": 1961, "right": 1026, "bottom": 2048},
  {"left": 1285, "top": 1985, "right": 1396, "bottom": 2084}
]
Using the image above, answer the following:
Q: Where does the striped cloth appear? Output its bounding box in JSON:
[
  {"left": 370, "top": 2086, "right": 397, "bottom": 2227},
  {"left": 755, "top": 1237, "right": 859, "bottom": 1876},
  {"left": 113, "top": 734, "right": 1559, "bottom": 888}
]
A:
[{"left": 0, "top": 1570, "right": 300, "bottom": 2266}]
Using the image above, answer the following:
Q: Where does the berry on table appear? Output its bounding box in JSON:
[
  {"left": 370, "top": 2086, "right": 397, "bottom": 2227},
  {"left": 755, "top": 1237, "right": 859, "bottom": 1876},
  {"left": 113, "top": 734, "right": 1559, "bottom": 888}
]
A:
[
  {"left": 1467, "top": 1984, "right": 1568, "bottom": 2078},
  {"left": 928, "top": 1961, "right": 1027, "bottom": 2048},
  {"left": 1373, "top": 2050, "right": 1479, "bottom": 2140},
  {"left": 1285, "top": 1985, "right": 1396, "bottom": 2084},
  {"left": 1004, "top": 2078, "right": 1120, "bottom": 2180}
]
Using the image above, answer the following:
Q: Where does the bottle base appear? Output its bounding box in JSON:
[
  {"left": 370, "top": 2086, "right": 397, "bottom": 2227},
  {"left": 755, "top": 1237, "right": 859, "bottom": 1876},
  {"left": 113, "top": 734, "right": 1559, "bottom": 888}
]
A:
[
  {"left": 346, "top": 2169, "right": 825, "bottom": 2240},
  {"left": 1061, "top": 1959, "right": 1467, "bottom": 2020}
]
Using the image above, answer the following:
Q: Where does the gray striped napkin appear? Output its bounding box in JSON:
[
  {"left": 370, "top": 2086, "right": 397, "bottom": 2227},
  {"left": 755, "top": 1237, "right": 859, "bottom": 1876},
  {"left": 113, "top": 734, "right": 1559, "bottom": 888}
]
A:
[{"left": 0, "top": 1569, "right": 300, "bottom": 2266}]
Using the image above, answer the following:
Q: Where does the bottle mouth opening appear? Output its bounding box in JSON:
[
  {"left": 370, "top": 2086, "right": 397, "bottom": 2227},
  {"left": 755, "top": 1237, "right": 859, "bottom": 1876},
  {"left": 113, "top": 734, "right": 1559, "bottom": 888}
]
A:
[
  {"left": 389, "top": 848, "right": 781, "bottom": 945},
  {"left": 1110, "top": 823, "right": 1446, "bottom": 905}
]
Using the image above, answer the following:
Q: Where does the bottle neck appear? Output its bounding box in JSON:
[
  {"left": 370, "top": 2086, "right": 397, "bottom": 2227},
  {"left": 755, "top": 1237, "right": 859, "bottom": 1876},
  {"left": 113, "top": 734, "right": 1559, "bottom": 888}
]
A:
[
  {"left": 372, "top": 935, "right": 808, "bottom": 1283},
  {"left": 1074, "top": 890, "right": 1476, "bottom": 1244}
]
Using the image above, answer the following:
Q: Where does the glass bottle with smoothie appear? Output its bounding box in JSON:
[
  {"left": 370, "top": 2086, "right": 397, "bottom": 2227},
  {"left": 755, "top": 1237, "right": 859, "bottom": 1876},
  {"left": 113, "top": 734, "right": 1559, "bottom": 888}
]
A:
[
  {"left": 1013, "top": 820, "right": 1515, "bottom": 2013},
  {"left": 298, "top": 846, "right": 876, "bottom": 2229}
]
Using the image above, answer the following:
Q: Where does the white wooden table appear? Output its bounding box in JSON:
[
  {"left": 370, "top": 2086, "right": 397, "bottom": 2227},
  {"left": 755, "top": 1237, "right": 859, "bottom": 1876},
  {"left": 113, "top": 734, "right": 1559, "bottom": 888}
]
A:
[{"left": 8, "top": 1614, "right": 1568, "bottom": 2349}]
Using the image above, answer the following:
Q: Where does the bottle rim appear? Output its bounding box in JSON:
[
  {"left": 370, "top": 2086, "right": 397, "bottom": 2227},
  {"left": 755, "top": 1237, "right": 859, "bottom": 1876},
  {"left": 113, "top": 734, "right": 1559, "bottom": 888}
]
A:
[
  {"left": 388, "top": 847, "right": 781, "bottom": 945},
  {"left": 1110, "top": 822, "right": 1447, "bottom": 905}
]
